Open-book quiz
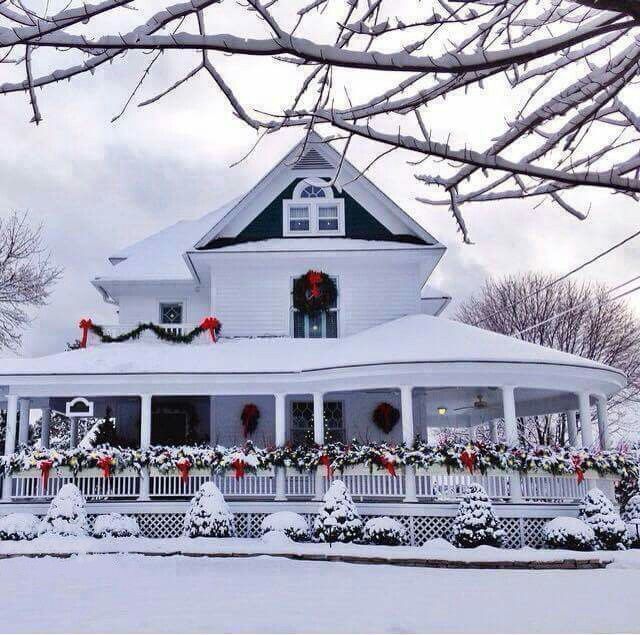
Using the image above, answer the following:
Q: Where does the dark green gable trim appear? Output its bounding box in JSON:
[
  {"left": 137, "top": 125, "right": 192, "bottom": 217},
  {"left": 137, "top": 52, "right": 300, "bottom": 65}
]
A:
[{"left": 199, "top": 179, "right": 428, "bottom": 249}]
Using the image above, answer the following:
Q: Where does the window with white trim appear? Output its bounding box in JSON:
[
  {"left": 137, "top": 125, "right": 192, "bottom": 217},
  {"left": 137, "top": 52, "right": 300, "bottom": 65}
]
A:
[
  {"left": 283, "top": 180, "right": 345, "bottom": 236},
  {"left": 159, "top": 302, "right": 183, "bottom": 324},
  {"left": 291, "top": 277, "right": 338, "bottom": 339}
]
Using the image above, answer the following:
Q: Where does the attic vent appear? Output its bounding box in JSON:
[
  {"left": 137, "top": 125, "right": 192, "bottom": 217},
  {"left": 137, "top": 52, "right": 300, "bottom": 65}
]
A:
[{"left": 294, "top": 148, "right": 333, "bottom": 170}]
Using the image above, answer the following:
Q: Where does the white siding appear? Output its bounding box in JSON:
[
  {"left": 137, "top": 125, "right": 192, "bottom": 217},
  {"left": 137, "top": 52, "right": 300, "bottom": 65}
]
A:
[{"left": 210, "top": 253, "right": 425, "bottom": 337}]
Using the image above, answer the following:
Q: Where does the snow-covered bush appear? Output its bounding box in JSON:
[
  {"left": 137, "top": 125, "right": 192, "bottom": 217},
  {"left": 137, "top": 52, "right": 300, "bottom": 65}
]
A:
[
  {"left": 450, "top": 483, "right": 503, "bottom": 548},
  {"left": 622, "top": 493, "right": 640, "bottom": 522},
  {"left": 579, "top": 488, "right": 627, "bottom": 550},
  {"left": 313, "top": 480, "right": 363, "bottom": 544},
  {"left": 623, "top": 494, "right": 640, "bottom": 547},
  {"left": 93, "top": 513, "right": 140, "bottom": 539},
  {"left": 39, "top": 484, "right": 89, "bottom": 537},
  {"left": 543, "top": 517, "right": 596, "bottom": 551},
  {"left": 363, "top": 517, "right": 406, "bottom": 546},
  {"left": 0, "top": 513, "right": 40, "bottom": 541},
  {"left": 184, "top": 482, "right": 234, "bottom": 538},
  {"left": 261, "top": 530, "right": 294, "bottom": 546},
  {"left": 261, "top": 512, "right": 309, "bottom": 542}
]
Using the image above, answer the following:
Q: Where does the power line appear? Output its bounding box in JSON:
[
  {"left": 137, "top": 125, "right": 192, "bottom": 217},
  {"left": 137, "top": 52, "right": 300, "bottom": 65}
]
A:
[
  {"left": 514, "top": 274, "right": 640, "bottom": 336},
  {"left": 474, "top": 228, "right": 640, "bottom": 327}
]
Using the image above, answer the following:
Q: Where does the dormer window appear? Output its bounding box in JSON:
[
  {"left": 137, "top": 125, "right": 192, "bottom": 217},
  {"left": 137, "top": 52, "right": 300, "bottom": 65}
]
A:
[{"left": 283, "top": 180, "right": 345, "bottom": 237}]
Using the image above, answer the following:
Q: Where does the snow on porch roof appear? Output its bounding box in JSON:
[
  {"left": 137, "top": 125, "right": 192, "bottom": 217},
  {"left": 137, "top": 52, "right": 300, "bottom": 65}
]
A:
[{"left": 0, "top": 315, "right": 623, "bottom": 379}]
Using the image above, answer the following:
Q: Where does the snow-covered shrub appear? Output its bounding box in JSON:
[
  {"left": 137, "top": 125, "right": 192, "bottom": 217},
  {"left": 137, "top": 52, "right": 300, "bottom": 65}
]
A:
[
  {"left": 261, "top": 530, "right": 294, "bottom": 546},
  {"left": 623, "top": 494, "right": 640, "bottom": 547},
  {"left": 93, "top": 514, "right": 140, "bottom": 539},
  {"left": 313, "top": 480, "right": 363, "bottom": 544},
  {"left": 39, "top": 484, "right": 89, "bottom": 537},
  {"left": 543, "top": 517, "right": 595, "bottom": 551},
  {"left": 579, "top": 488, "right": 627, "bottom": 550},
  {"left": 0, "top": 513, "right": 40, "bottom": 541},
  {"left": 363, "top": 517, "right": 406, "bottom": 546},
  {"left": 184, "top": 482, "right": 234, "bottom": 538},
  {"left": 261, "top": 512, "right": 309, "bottom": 542},
  {"left": 622, "top": 493, "right": 640, "bottom": 522},
  {"left": 451, "top": 483, "right": 503, "bottom": 548}
]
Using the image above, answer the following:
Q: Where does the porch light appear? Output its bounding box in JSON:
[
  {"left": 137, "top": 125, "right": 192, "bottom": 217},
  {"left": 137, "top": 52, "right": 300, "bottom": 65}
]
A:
[{"left": 437, "top": 406, "right": 447, "bottom": 415}]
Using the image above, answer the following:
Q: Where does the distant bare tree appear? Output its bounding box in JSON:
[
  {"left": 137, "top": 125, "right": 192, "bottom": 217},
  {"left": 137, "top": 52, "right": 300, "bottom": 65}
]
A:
[
  {"left": 456, "top": 273, "right": 640, "bottom": 444},
  {"left": 1, "top": 1, "right": 640, "bottom": 241},
  {"left": 0, "top": 212, "right": 62, "bottom": 350}
]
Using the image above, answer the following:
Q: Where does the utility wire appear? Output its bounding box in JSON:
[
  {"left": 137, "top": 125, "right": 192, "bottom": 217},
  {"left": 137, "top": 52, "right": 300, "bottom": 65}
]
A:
[
  {"left": 514, "top": 274, "right": 640, "bottom": 336},
  {"left": 474, "top": 228, "right": 640, "bottom": 327}
]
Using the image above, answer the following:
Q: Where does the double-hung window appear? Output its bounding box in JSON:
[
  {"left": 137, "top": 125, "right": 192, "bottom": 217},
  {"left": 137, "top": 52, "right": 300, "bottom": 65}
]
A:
[{"left": 283, "top": 181, "right": 345, "bottom": 236}]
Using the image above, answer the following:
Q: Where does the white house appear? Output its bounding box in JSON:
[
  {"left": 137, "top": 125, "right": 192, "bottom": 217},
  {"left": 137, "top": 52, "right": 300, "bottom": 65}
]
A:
[{"left": 0, "top": 133, "right": 628, "bottom": 546}]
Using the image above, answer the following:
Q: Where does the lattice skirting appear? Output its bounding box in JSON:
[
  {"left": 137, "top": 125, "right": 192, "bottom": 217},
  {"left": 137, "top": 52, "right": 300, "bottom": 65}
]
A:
[{"left": 83, "top": 512, "right": 553, "bottom": 548}]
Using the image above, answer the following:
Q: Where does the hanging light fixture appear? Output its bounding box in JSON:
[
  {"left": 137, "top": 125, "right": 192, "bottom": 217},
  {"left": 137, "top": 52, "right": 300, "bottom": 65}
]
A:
[{"left": 437, "top": 406, "right": 447, "bottom": 416}]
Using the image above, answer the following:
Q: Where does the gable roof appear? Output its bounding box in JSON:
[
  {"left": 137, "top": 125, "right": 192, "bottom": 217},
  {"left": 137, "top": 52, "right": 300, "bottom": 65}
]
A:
[{"left": 194, "top": 131, "right": 442, "bottom": 249}]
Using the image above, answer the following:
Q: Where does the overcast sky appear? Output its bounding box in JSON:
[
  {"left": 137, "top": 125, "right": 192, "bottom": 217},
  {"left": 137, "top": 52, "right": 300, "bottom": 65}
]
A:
[{"left": 2, "top": 4, "right": 640, "bottom": 359}]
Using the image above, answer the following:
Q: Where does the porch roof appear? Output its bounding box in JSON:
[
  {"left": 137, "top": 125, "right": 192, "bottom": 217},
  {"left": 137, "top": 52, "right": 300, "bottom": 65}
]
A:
[{"left": 0, "top": 314, "right": 624, "bottom": 381}]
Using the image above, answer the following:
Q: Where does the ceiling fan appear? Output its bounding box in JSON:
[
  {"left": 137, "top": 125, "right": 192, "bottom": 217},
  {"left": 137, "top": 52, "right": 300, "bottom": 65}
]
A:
[{"left": 454, "top": 394, "right": 489, "bottom": 413}]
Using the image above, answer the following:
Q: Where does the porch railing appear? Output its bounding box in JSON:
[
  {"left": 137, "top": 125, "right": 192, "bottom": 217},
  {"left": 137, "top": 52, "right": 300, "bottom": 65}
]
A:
[
  {"left": 95, "top": 324, "right": 198, "bottom": 342},
  {"left": 2, "top": 467, "right": 610, "bottom": 504}
]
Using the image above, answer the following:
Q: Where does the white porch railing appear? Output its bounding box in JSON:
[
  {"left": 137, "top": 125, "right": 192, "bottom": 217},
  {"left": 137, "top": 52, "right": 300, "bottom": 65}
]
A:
[
  {"left": 95, "top": 324, "right": 198, "bottom": 342},
  {"left": 3, "top": 468, "right": 614, "bottom": 504}
]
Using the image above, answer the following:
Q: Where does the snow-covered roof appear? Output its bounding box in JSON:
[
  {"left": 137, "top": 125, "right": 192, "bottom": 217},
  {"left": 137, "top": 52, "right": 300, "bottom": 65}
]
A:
[
  {"left": 0, "top": 315, "right": 622, "bottom": 378},
  {"left": 94, "top": 198, "right": 241, "bottom": 282}
]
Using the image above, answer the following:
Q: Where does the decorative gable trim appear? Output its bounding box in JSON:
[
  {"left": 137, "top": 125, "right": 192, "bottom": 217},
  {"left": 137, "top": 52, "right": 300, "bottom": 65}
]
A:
[{"left": 293, "top": 147, "right": 334, "bottom": 170}]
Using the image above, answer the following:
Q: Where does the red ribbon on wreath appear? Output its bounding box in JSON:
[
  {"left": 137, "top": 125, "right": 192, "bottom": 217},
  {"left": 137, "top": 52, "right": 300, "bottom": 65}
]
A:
[
  {"left": 177, "top": 457, "right": 192, "bottom": 483},
  {"left": 460, "top": 449, "right": 476, "bottom": 474},
  {"left": 38, "top": 459, "right": 54, "bottom": 492},
  {"left": 97, "top": 456, "right": 114, "bottom": 479},
  {"left": 241, "top": 404, "right": 260, "bottom": 438},
  {"left": 572, "top": 455, "right": 585, "bottom": 484},
  {"left": 78, "top": 318, "right": 93, "bottom": 348},
  {"left": 231, "top": 459, "right": 245, "bottom": 479},
  {"left": 200, "top": 317, "right": 221, "bottom": 343},
  {"left": 307, "top": 271, "right": 323, "bottom": 298},
  {"left": 379, "top": 456, "right": 397, "bottom": 477},
  {"left": 319, "top": 454, "right": 333, "bottom": 478}
]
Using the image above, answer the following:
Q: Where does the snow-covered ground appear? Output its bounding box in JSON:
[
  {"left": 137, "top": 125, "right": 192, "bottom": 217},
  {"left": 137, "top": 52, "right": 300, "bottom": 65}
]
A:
[{"left": 1, "top": 550, "right": 639, "bottom": 633}]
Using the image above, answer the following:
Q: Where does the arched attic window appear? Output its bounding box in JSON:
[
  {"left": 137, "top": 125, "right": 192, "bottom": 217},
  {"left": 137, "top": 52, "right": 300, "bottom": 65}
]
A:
[{"left": 283, "top": 180, "right": 345, "bottom": 236}]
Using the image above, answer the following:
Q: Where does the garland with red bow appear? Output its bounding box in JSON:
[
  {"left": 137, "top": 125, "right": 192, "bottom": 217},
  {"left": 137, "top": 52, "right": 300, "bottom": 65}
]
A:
[
  {"left": 375, "top": 455, "right": 397, "bottom": 476},
  {"left": 97, "top": 456, "right": 115, "bottom": 478},
  {"left": 292, "top": 270, "right": 337, "bottom": 315},
  {"left": 231, "top": 459, "right": 245, "bottom": 479},
  {"left": 176, "top": 457, "right": 192, "bottom": 483},
  {"left": 319, "top": 454, "right": 333, "bottom": 478},
  {"left": 38, "top": 459, "right": 54, "bottom": 493},
  {"left": 75, "top": 317, "right": 222, "bottom": 347},
  {"left": 241, "top": 404, "right": 260, "bottom": 438},
  {"left": 572, "top": 455, "right": 585, "bottom": 484},
  {"left": 460, "top": 449, "right": 476, "bottom": 474},
  {"left": 372, "top": 403, "right": 400, "bottom": 435}
]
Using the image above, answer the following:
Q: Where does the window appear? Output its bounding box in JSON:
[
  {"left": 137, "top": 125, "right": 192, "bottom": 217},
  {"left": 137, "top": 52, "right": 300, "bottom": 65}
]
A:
[
  {"left": 292, "top": 277, "right": 338, "bottom": 339},
  {"left": 283, "top": 180, "right": 345, "bottom": 236},
  {"left": 159, "top": 302, "right": 183, "bottom": 324},
  {"left": 290, "top": 401, "right": 344, "bottom": 445}
]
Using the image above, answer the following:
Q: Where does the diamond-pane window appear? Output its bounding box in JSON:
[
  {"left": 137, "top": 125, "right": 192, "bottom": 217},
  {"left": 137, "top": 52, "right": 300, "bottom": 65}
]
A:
[
  {"left": 290, "top": 401, "right": 344, "bottom": 445},
  {"left": 160, "top": 302, "right": 183, "bottom": 324}
]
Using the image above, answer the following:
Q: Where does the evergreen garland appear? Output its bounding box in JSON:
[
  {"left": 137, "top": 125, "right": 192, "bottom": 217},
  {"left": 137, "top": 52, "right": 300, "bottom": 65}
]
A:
[{"left": 88, "top": 321, "right": 209, "bottom": 344}]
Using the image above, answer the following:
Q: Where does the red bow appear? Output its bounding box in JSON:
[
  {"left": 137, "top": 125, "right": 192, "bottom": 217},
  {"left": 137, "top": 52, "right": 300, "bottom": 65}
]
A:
[
  {"left": 460, "top": 449, "right": 475, "bottom": 474},
  {"left": 319, "top": 454, "right": 332, "bottom": 478},
  {"left": 572, "top": 455, "right": 585, "bottom": 484},
  {"left": 231, "top": 459, "right": 245, "bottom": 479},
  {"left": 38, "top": 459, "right": 54, "bottom": 493},
  {"left": 200, "top": 316, "right": 221, "bottom": 342},
  {"left": 177, "top": 457, "right": 191, "bottom": 483},
  {"left": 379, "top": 456, "right": 396, "bottom": 477},
  {"left": 78, "top": 318, "right": 93, "bottom": 348},
  {"left": 97, "top": 456, "right": 113, "bottom": 479},
  {"left": 307, "top": 271, "right": 323, "bottom": 298}
]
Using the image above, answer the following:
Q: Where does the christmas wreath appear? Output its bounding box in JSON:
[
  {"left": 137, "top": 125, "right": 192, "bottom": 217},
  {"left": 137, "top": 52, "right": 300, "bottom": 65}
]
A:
[
  {"left": 241, "top": 404, "right": 260, "bottom": 438},
  {"left": 292, "top": 270, "right": 337, "bottom": 315},
  {"left": 372, "top": 403, "right": 400, "bottom": 434}
]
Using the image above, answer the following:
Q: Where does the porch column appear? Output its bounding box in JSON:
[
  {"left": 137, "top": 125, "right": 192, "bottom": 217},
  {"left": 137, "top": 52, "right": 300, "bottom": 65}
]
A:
[
  {"left": 595, "top": 395, "right": 610, "bottom": 450},
  {"left": 2, "top": 395, "right": 19, "bottom": 501},
  {"left": 313, "top": 392, "right": 324, "bottom": 501},
  {"left": 400, "top": 386, "right": 417, "bottom": 503},
  {"left": 578, "top": 392, "right": 593, "bottom": 448},
  {"left": 70, "top": 419, "right": 79, "bottom": 449},
  {"left": 138, "top": 394, "right": 152, "bottom": 502},
  {"left": 489, "top": 420, "right": 498, "bottom": 443},
  {"left": 41, "top": 406, "right": 51, "bottom": 449},
  {"left": 18, "top": 398, "right": 30, "bottom": 446},
  {"left": 566, "top": 410, "right": 578, "bottom": 446},
  {"left": 274, "top": 393, "right": 286, "bottom": 501},
  {"left": 502, "top": 386, "right": 522, "bottom": 502}
]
